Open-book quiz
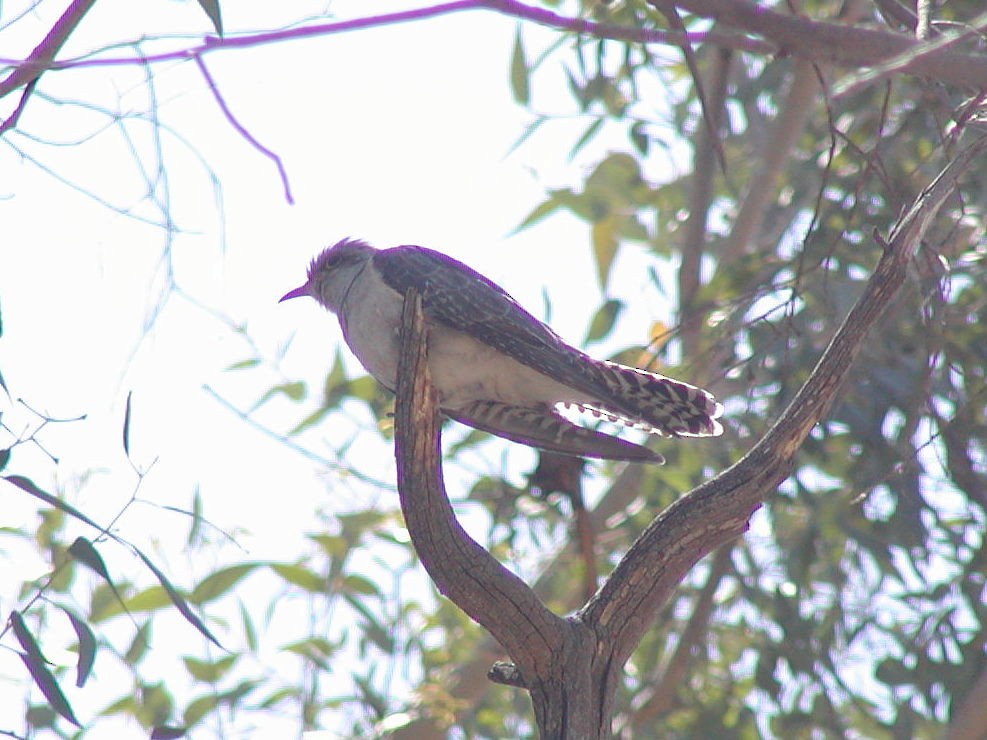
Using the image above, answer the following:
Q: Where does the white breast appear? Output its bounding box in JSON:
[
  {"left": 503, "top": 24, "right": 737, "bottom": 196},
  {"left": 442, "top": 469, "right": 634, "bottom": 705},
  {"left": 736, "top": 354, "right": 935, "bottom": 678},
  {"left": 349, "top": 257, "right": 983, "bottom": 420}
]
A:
[{"left": 338, "top": 268, "right": 584, "bottom": 409}]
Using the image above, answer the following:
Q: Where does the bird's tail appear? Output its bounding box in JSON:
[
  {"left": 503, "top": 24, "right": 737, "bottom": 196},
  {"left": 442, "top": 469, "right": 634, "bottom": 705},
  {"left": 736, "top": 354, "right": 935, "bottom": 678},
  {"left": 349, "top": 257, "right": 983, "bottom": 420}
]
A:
[
  {"left": 448, "top": 400, "right": 665, "bottom": 463},
  {"left": 581, "top": 360, "right": 724, "bottom": 438}
]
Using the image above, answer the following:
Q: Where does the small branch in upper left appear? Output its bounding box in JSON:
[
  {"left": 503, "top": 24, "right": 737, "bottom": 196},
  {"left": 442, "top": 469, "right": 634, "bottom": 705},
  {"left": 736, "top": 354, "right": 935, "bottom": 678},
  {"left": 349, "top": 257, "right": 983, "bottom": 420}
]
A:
[{"left": 194, "top": 55, "right": 295, "bottom": 205}]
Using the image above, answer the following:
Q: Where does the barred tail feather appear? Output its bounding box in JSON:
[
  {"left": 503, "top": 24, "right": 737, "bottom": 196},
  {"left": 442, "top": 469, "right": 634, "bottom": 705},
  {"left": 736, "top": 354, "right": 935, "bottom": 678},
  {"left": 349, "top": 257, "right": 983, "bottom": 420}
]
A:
[{"left": 587, "top": 361, "right": 724, "bottom": 438}]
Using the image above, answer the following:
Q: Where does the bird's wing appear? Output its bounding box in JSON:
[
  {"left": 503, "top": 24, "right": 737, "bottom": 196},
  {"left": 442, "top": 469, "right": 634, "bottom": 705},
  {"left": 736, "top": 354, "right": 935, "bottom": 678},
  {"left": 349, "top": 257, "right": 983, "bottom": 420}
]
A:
[
  {"left": 374, "top": 246, "right": 589, "bottom": 379},
  {"left": 374, "top": 246, "right": 722, "bottom": 438},
  {"left": 449, "top": 400, "right": 664, "bottom": 463}
]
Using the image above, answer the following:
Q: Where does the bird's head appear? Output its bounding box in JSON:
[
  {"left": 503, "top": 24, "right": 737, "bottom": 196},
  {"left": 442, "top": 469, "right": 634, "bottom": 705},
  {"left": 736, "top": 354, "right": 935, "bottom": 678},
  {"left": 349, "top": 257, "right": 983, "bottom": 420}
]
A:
[{"left": 280, "top": 237, "right": 375, "bottom": 312}]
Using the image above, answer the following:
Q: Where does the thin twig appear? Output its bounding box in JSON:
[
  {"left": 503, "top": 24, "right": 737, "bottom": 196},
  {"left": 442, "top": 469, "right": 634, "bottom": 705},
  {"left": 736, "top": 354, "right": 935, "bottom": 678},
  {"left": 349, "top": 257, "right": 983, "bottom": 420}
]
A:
[
  {"left": 201, "top": 384, "right": 395, "bottom": 490},
  {"left": 0, "top": 78, "right": 37, "bottom": 135},
  {"left": 677, "top": 48, "right": 731, "bottom": 362},
  {"left": 193, "top": 55, "right": 294, "bottom": 205},
  {"left": 649, "top": 0, "right": 727, "bottom": 174}
]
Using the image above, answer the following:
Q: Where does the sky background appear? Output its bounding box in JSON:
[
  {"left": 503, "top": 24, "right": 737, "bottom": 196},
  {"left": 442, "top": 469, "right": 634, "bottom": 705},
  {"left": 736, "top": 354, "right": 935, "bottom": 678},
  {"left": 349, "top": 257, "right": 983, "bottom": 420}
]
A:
[
  {"left": 1, "top": 0, "right": 696, "bottom": 547},
  {"left": 0, "top": 1, "right": 698, "bottom": 728}
]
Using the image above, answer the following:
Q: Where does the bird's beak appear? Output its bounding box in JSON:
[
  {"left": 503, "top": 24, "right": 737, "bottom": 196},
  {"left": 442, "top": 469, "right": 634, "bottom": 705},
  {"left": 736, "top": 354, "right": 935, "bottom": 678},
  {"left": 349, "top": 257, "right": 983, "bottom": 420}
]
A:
[{"left": 279, "top": 284, "right": 309, "bottom": 302}]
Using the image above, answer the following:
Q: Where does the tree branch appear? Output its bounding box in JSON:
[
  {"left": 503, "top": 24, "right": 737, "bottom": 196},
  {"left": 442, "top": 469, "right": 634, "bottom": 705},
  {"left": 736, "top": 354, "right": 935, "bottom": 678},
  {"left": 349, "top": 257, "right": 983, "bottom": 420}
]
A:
[
  {"left": 5, "top": 1, "right": 987, "bottom": 96},
  {"left": 945, "top": 632, "right": 987, "bottom": 740},
  {"left": 0, "top": 0, "right": 97, "bottom": 98},
  {"left": 392, "top": 464, "right": 650, "bottom": 740},
  {"left": 721, "top": 58, "right": 823, "bottom": 264},
  {"left": 0, "top": 0, "right": 97, "bottom": 133},
  {"left": 578, "top": 132, "right": 987, "bottom": 677},
  {"left": 393, "top": 289, "right": 566, "bottom": 682},
  {"left": 0, "top": 1, "right": 771, "bottom": 77},
  {"left": 391, "top": 135, "right": 986, "bottom": 736},
  {"left": 677, "top": 47, "right": 731, "bottom": 363},
  {"left": 193, "top": 55, "right": 294, "bottom": 205},
  {"left": 673, "top": 0, "right": 987, "bottom": 89}
]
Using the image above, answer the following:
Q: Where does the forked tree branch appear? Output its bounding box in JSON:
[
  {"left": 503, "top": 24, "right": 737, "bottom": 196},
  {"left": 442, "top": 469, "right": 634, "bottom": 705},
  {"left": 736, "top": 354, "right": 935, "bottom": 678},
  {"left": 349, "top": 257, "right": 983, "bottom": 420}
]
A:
[
  {"left": 576, "top": 132, "right": 987, "bottom": 713},
  {"left": 0, "top": 0, "right": 97, "bottom": 98},
  {"left": 392, "top": 133, "right": 987, "bottom": 737},
  {"left": 393, "top": 291, "right": 567, "bottom": 680}
]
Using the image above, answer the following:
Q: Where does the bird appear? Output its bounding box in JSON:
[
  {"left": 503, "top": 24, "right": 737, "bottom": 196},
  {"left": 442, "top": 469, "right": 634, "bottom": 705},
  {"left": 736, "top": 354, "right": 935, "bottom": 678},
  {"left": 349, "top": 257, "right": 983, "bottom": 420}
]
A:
[{"left": 280, "top": 238, "right": 723, "bottom": 463}]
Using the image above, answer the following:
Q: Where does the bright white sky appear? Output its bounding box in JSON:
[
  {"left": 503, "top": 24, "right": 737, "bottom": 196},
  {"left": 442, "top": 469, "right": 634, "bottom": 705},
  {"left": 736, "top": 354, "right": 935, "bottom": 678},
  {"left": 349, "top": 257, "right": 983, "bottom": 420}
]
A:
[{"left": 0, "top": 0, "right": 691, "bottom": 731}]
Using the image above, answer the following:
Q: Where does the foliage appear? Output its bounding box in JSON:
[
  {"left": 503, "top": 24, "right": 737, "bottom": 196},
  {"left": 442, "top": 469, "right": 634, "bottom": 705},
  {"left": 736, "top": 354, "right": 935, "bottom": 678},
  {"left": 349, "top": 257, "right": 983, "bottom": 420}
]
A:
[{"left": 2, "top": 0, "right": 986, "bottom": 737}]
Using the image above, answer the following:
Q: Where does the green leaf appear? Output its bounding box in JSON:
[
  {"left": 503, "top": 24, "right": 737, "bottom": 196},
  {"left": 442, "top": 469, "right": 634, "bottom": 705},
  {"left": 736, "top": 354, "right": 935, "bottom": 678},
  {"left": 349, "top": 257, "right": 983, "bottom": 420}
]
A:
[
  {"left": 183, "top": 654, "right": 238, "bottom": 683},
  {"left": 281, "top": 637, "right": 338, "bottom": 669},
  {"left": 124, "top": 622, "right": 151, "bottom": 664},
  {"left": 225, "top": 358, "right": 260, "bottom": 371},
  {"left": 183, "top": 694, "right": 218, "bottom": 727},
  {"left": 344, "top": 594, "right": 395, "bottom": 653},
  {"left": 10, "top": 612, "right": 81, "bottom": 727},
  {"left": 59, "top": 606, "right": 97, "bottom": 688},
  {"left": 584, "top": 299, "right": 625, "bottom": 345},
  {"left": 25, "top": 704, "right": 58, "bottom": 729},
  {"left": 133, "top": 548, "right": 224, "bottom": 649},
  {"left": 591, "top": 216, "right": 619, "bottom": 290},
  {"left": 68, "top": 536, "right": 111, "bottom": 581},
  {"left": 196, "top": 0, "right": 223, "bottom": 36},
  {"left": 512, "top": 195, "right": 562, "bottom": 235},
  {"left": 510, "top": 25, "right": 530, "bottom": 105},
  {"left": 0, "top": 448, "right": 9, "bottom": 472},
  {"left": 187, "top": 486, "right": 203, "bottom": 548},
  {"left": 270, "top": 563, "right": 326, "bottom": 593},
  {"left": 505, "top": 114, "right": 547, "bottom": 158},
  {"left": 4, "top": 475, "right": 105, "bottom": 533},
  {"left": 309, "top": 534, "right": 348, "bottom": 560},
  {"left": 254, "top": 380, "right": 307, "bottom": 410},
  {"left": 190, "top": 563, "right": 259, "bottom": 605},
  {"left": 288, "top": 406, "right": 330, "bottom": 436},
  {"left": 346, "top": 374, "right": 379, "bottom": 404},
  {"left": 122, "top": 391, "right": 132, "bottom": 457},
  {"left": 240, "top": 601, "right": 258, "bottom": 652},
  {"left": 341, "top": 573, "right": 380, "bottom": 596},
  {"left": 569, "top": 117, "right": 604, "bottom": 160},
  {"left": 151, "top": 726, "right": 186, "bottom": 740},
  {"left": 629, "top": 121, "right": 649, "bottom": 155},
  {"left": 18, "top": 653, "right": 80, "bottom": 728},
  {"left": 257, "top": 687, "right": 297, "bottom": 710},
  {"left": 124, "top": 586, "right": 171, "bottom": 614}
]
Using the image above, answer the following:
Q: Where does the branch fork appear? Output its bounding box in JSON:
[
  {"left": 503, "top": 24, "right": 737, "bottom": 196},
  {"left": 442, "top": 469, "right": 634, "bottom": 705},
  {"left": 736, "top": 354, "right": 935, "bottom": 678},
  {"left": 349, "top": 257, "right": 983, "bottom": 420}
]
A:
[{"left": 391, "top": 134, "right": 987, "bottom": 737}]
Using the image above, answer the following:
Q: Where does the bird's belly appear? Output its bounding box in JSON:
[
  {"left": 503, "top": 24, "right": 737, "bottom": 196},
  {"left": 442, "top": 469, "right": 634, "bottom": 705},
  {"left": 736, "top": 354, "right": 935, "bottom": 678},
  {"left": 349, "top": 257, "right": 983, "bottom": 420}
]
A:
[
  {"left": 428, "top": 330, "right": 579, "bottom": 409},
  {"left": 340, "top": 296, "right": 403, "bottom": 389},
  {"left": 341, "top": 305, "right": 578, "bottom": 408}
]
